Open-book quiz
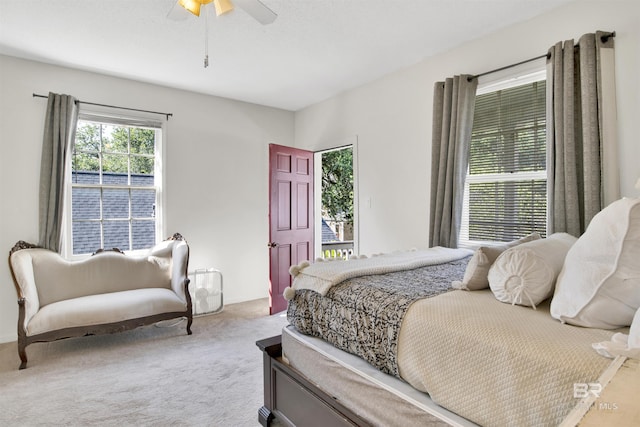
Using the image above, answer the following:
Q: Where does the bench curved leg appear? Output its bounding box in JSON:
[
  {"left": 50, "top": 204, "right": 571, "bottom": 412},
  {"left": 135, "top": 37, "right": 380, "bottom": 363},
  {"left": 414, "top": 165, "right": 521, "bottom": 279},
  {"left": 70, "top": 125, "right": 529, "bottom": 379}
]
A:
[
  {"left": 186, "top": 316, "right": 193, "bottom": 335},
  {"left": 18, "top": 343, "right": 27, "bottom": 370},
  {"left": 17, "top": 299, "right": 28, "bottom": 369}
]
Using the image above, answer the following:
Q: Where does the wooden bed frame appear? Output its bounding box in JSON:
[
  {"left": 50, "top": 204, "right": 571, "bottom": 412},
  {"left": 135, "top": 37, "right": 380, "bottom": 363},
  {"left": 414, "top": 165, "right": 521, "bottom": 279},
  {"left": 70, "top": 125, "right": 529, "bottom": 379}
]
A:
[
  {"left": 256, "top": 335, "right": 371, "bottom": 427},
  {"left": 257, "top": 335, "right": 640, "bottom": 427}
]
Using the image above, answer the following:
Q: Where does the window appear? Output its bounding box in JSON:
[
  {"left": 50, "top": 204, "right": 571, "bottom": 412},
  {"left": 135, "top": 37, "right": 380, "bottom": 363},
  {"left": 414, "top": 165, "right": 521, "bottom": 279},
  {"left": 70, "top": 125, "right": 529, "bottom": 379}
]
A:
[
  {"left": 460, "top": 71, "right": 547, "bottom": 246},
  {"left": 67, "top": 113, "right": 163, "bottom": 255}
]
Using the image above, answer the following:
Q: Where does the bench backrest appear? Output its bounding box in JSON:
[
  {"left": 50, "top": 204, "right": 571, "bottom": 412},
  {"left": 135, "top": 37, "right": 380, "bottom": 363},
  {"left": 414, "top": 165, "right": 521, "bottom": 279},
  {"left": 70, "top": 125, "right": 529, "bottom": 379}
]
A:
[{"left": 11, "top": 244, "right": 174, "bottom": 307}]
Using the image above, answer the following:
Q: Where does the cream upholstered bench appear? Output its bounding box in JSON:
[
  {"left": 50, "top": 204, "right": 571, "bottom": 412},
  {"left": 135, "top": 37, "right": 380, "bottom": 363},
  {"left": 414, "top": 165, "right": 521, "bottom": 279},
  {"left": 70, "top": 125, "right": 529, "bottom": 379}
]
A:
[{"left": 8, "top": 233, "right": 192, "bottom": 369}]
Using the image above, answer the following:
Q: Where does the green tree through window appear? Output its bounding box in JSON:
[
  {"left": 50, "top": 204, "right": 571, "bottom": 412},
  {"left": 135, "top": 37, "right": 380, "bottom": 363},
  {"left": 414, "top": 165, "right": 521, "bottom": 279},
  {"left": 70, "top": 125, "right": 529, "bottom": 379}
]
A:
[
  {"left": 321, "top": 148, "right": 353, "bottom": 222},
  {"left": 73, "top": 124, "right": 155, "bottom": 177}
]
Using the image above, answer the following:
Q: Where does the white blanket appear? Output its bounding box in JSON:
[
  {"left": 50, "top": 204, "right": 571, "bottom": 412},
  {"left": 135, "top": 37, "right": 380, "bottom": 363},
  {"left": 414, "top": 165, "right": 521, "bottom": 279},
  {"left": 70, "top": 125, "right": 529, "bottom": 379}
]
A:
[{"left": 288, "top": 247, "right": 472, "bottom": 297}]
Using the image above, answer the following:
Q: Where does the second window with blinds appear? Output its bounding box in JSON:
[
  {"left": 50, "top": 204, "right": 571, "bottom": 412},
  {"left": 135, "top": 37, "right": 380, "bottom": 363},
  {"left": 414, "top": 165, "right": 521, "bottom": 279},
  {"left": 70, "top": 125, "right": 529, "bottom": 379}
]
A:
[{"left": 460, "top": 70, "right": 547, "bottom": 247}]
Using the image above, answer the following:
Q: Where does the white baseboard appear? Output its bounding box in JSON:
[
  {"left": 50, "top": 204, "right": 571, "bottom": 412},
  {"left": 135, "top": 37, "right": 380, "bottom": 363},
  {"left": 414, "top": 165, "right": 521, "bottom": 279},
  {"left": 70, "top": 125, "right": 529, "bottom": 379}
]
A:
[
  {"left": 224, "top": 294, "right": 269, "bottom": 306},
  {"left": 0, "top": 333, "right": 17, "bottom": 344}
]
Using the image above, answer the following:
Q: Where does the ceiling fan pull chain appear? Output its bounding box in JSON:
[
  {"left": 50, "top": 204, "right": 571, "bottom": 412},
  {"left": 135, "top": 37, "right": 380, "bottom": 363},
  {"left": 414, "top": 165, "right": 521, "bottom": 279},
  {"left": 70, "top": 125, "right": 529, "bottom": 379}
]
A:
[{"left": 204, "top": 6, "right": 209, "bottom": 68}]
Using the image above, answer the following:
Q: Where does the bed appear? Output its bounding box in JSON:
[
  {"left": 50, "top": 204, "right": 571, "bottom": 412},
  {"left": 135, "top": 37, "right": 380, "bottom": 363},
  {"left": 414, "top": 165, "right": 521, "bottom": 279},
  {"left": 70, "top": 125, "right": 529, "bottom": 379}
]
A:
[{"left": 257, "top": 197, "right": 640, "bottom": 427}]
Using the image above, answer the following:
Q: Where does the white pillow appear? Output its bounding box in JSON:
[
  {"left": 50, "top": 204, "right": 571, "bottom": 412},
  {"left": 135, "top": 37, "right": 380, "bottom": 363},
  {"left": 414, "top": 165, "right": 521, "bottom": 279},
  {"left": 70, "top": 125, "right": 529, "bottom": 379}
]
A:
[
  {"left": 452, "top": 233, "right": 540, "bottom": 291},
  {"left": 592, "top": 307, "right": 640, "bottom": 359},
  {"left": 550, "top": 198, "right": 640, "bottom": 329},
  {"left": 488, "top": 233, "right": 577, "bottom": 308}
]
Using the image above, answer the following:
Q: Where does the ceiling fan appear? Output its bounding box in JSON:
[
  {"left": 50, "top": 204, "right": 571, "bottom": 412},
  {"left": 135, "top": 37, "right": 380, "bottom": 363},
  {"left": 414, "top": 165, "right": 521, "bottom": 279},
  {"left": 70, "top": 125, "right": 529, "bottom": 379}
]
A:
[
  {"left": 169, "top": 0, "right": 277, "bottom": 67},
  {"left": 169, "top": 0, "right": 277, "bottom": 25}
]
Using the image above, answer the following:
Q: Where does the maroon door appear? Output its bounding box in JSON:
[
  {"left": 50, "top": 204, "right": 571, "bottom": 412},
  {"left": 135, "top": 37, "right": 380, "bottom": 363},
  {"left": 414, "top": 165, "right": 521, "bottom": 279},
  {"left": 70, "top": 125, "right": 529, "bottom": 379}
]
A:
[{"left": 268, "top": 144, "right": 314, "bottom": 314}]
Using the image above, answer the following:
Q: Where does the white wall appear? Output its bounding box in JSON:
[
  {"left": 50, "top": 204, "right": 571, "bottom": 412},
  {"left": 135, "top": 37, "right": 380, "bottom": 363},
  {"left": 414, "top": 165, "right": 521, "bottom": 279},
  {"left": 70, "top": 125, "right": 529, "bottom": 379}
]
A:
[
  {"left": 1, "top": 0, "right": 639, "bottom": 344},
  {"left": 295, "top": 0, "right": 640, "bottom": 256},
  {"left": 0, "top": 55, "right": 294, "bottom": 343}
]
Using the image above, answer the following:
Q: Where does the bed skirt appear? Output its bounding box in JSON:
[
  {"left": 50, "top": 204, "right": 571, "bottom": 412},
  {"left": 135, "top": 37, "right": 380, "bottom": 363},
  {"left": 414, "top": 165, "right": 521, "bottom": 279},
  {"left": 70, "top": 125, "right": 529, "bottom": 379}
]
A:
[{"left": 274, "top": 325, "right": 475, "bottom": 426}]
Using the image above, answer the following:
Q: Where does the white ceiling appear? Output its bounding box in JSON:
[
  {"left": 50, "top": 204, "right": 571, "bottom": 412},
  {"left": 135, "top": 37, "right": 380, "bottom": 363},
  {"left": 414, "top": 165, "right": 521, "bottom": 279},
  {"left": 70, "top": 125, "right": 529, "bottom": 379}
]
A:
[{"left": 0, "top": 0, "right": 573, "bottom": 111}]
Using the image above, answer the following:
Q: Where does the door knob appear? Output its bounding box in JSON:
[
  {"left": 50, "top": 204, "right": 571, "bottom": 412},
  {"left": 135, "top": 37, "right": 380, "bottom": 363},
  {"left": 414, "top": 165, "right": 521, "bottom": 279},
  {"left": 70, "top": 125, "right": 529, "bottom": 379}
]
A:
[{"left": 267, "top": 242, "right": 277, "bottom": 248}]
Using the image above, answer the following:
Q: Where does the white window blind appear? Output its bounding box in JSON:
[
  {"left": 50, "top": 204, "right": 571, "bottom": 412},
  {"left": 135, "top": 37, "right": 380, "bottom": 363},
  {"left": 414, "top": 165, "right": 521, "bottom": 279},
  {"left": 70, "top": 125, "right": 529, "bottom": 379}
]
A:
[{"left": 460, "top": 78, "right": 547, "bottom": 246}]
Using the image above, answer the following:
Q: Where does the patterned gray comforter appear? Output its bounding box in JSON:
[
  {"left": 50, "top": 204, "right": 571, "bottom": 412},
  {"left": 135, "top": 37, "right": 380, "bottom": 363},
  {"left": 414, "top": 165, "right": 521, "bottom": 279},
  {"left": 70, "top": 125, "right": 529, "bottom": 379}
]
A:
[{"left": 287, "top": 256, "right": 471, "bottom": 376}]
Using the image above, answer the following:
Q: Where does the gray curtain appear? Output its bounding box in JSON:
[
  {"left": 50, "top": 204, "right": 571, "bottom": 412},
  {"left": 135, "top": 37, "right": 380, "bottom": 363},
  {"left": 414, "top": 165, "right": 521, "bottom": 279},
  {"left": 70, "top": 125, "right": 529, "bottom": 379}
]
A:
[
  {"left": 546, "top": 31, "right": 619, "bottom": 236},
  {"left": 429, "top": 75, "right": 478, "bottom": 248},
  {"left": 39, "top": 92, "right": 79, "bottom": 251}
]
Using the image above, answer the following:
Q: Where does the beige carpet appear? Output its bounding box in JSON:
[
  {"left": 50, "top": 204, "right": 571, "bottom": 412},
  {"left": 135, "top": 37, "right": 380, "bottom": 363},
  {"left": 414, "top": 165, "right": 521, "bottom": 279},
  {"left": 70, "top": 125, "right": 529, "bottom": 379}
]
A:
[{"left": 0, "top": 298, "right": 289, "bottom": 427}]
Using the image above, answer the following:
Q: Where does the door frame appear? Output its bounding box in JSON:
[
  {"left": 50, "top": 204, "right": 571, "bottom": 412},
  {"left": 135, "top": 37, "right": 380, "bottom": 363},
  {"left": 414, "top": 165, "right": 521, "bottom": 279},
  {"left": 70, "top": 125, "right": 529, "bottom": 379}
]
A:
[{"left": 313, "top": 136, "right": 359, "bottom": 258}]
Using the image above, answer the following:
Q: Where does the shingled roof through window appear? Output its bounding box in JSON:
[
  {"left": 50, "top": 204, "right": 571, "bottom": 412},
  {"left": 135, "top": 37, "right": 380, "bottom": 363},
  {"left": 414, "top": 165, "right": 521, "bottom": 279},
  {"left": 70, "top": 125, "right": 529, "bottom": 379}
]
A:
[{"left": 72, "top": 171, "right": 156, "bottom": 254}]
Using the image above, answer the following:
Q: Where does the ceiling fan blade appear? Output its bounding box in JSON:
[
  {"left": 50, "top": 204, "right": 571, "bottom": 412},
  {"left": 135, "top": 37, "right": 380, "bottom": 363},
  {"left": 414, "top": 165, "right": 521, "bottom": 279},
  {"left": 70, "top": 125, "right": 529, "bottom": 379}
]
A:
[
  {"left": 213, "top": 0, "right": 234, "bottom": 16},
  {"left": 233, "top": 0, "right": 277, "bottom": 25}
]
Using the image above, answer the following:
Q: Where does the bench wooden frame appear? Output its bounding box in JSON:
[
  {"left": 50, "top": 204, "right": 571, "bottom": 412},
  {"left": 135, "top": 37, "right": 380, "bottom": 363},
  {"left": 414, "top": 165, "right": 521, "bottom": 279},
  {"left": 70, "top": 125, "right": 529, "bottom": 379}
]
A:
[{"left": 8, "top": 233, "right": 193, "bottom": 369}]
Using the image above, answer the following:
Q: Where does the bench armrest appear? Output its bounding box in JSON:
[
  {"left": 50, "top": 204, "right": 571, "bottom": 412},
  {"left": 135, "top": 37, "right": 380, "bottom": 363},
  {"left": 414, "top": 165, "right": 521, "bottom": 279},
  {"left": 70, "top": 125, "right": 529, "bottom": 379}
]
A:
[
  {"left": 9, "top": 248, "right": 42, "bottom": 329},
  {"left": 170, "top": 239, "right": 190, "bottom": 303}
]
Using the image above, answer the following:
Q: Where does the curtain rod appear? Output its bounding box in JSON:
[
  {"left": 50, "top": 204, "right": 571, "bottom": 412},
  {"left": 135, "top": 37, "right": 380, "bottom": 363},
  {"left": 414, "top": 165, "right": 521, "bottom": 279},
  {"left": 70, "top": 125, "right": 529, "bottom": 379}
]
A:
[
  {"left": 32, "top": 93, "right": 173, "bottom": 120},
  {"left": 468, "top": 31, "right": 616, "bottom": 82}
]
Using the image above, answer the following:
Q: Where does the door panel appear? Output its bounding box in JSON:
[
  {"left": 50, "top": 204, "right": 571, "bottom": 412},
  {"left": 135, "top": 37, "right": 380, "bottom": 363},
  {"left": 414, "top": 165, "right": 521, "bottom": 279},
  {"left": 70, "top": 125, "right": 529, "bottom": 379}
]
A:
[
  {"left": 296, "top": 242, "right": 309, "bottom": 265},
  {"left": 277, "top": 153, "right": 291, "bottom": 172},
  {"left": 269, "top": 144, "right": 314, "bottom": 314},
  {"left": 296, "top": 157, "right": 309, "bottom": 175},
  {"left": 277, "top": 244, "right": 292, "bottom": 291},
  {"left": 296, "top": 183, "right": 309, "bottom": 229},
  {"left": 277, "top": 181, "right": 292, "bottom": 230}
]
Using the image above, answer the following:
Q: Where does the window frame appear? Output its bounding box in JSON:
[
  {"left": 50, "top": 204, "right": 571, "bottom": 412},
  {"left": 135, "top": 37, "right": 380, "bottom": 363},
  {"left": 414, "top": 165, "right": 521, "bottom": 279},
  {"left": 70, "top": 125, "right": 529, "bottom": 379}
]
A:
[
  {"left": 62, "top": 108, "right": 165, "bottom": 259},
  {"left": 459, "top": 63, "right": 547, "bottom": 249}
]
